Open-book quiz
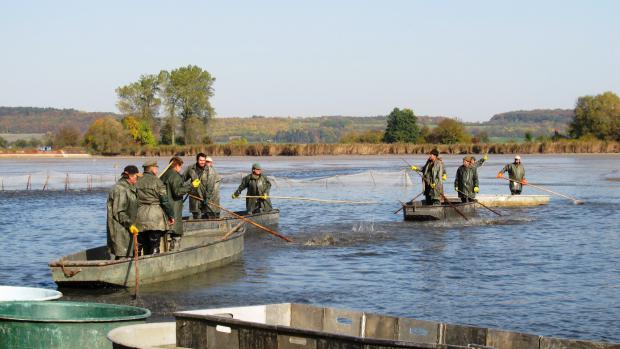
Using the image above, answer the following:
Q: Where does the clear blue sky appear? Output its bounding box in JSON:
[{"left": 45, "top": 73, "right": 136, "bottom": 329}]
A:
[{"left": 1, "top": 0, "right": 618, "bottom": 121}]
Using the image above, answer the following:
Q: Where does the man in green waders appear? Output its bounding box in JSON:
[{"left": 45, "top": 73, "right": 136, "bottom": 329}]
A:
[
  {"left": 410, "top": 149, "right": 447, "bottom": 205},
  {"left": 497, "top": 155, "right": 527, "bottom": 195},
  {"left": 184, "top": 153, "right": 209, "bottom": 219},
  {"left": 106, "top": 165, "right": 139, "bottom": 259},
  {"left": 161, "top": 156, "right": 200, "bottom": 250},
  {"left": 232, "top": 163, "right": 273, "bottom": 213},
  {"left": 454, "top": 156, "right": 479, "bottom": 203},
  {"left": 202, "top": 157, "right": 222, "bottom": 219},
  {"left": 135, "top": 160, "right": 175, "bottom": 255}
]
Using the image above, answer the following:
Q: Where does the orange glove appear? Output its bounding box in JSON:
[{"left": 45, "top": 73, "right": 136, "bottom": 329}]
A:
[
  {"left": 496, "top": 172, "right": 504, "bottom": 178},
  {"left": 520, "top": 179, "right": 528, "bottom": 185}
]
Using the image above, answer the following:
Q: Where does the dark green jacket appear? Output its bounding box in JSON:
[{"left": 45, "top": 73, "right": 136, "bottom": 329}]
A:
[
  {"left": 161, "top": 169, "right": 192, "bottom": 235},
  {"left": 234, "top": 174, "right": 272, "bottom": 213},
  {"left": 203, "top": 166, "right": 221, "bottom": 215},
  {"left": 106, "top": 178, "right": 137, "bottom": 258},
  {"left": 501, "top": 163, "right": 525, "bottom": 191},
  {"left": 455, "top": 165, "right": 479, "bottom": 199},
  {"left": 135, "top": 172, "right": 174, "bottom": 231},
  {"left": 183, "top": 164, "right": 209, "bottom": 213},
  {"left": 421, "top": 158, "right": 446, "bottom": 201}
]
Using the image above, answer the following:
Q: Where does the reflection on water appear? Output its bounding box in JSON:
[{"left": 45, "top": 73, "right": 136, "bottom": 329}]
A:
[{"left": 1, "top": 155, "right": 619, "bottom": 341}]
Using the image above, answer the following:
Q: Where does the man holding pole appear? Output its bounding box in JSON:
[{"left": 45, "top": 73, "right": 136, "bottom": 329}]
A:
[
  {"left": 454, "top": 156, "right": 479, "bottom": 203},
  {"left": 232, "top": 163, "right": 273, "bottom": 213},
  {"left": 202, "top": 157, "right": 222, "bottom": 219},
  {"left": 497, "top": 155, "right": 527, "bottom": 195},
  {"left": 106, "top": 165, "right": 139, "bottom": 259},
  {"left": 184, "top": 153, "right": 211, "bottom": 219},
  {"left": 411, "top": 149, "right": 447, "bottom": 205}
]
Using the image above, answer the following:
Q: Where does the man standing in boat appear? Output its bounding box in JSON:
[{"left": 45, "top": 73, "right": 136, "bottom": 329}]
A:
[
  {"left": 411, "top": 149, "right": 447, "bottom": 205},
  {"left": 497, "top": 155, "right": 527, "bottom": 195},
  {"left": 232, "top": 163, "right": 273, "bottom": 213},
  {"left": 136, "top": 160, "right": 175, "bottom": 255},
  {"left": 454, "top": 156, "right": 479, "bottom": 202},
  {"left": 161, "top": 156, "right": 200, "bottom": 250},
  {"left": 202, "top": 157, "right": 222, "bottom": 219},
  {"left": 184, "top": 153, "right": 219, "bottom": 219},
  {"left": 106, "top": 165, "right": 139, "bottom": 259}
]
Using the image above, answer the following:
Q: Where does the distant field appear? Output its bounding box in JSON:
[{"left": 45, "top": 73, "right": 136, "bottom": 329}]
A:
[{"left": 0, "top": 133, "right": 46, "bottom": 142}]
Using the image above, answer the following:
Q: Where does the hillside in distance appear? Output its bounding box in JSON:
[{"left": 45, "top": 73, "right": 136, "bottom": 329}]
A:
[{"left": 0, "top": 106, "right": 574, "bottom": 142}]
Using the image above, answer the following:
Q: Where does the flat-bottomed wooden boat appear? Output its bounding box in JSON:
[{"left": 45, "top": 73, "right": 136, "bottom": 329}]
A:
[{"left": 402, "top": 200, "right": 477, "bottom": 221}]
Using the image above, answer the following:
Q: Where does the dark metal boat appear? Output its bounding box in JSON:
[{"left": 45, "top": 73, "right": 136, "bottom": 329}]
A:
[{"left": 402, "top": 200, "right": 477, "bottom": 221}]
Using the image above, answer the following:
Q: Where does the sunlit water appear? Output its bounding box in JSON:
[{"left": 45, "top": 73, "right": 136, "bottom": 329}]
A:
[{"left": 0, "top": 155, "right": 619, "bottom": 342}]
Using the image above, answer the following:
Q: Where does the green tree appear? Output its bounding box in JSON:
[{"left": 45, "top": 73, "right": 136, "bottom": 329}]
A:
[
  {"left": 0, "top": 136, "right": 7, "bottom": 148},
  {"left": 160, "top": 65, "right": 216, "bottom": 145},
  {"left": 524, "top": 132, "right": 533, "bottom": 142},
  {"left": 183, "top": 116, "right": 208, "bottom": 145},
  {"left": 122, "top": 116, "right": 156, "bottom": 146},
  {"left": 427, "top": 118, "right": 471, "bottom": 144},
  {"left": 83, "top": 117, "right": 132, "bottom": 154},
  {"left": 53, "top": 125, "right": 82, "bottom": 147},
  {"left": 115, "top": 74, "right": 163, "bottom": 128},
  {"left": 383, "top": 108, "right": 420, "bottom": 143},
  {"left": 570, "top": 91, "right": 620, "bottom": 141}
]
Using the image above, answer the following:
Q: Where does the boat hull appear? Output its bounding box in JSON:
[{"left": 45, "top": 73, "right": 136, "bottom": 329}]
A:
[
  {"left": 445, "top": 194, "right": 550, "bottom": 207},
  {"left": 403, "top": 200, "right": 477, "bottom": 221},
  {"left": 49, "top": 227, "right": 244, "bottom": 288}
]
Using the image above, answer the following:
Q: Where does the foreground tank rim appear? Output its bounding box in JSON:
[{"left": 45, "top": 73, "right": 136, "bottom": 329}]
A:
[
  {"left": 0, "top": 301, "right": 151, "bottom": 323},
  {"left": 0, "top": 285, "right": 63, "bottom": 301}
]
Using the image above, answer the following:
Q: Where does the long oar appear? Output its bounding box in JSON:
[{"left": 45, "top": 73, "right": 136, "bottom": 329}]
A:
[
  {"left": 500, "top": 177, "right": 584, "bottom": 205},
  {"left": 394, "top": 191, "right": 424, "bottom": 214},
  {"left": 240, "top": 195, "right": 378, "bottom": 205},
  {"left": 454, "top": 188, "right": 502, "bottom": 216},
  {"left": 402, "top": 160, "right": 469, "bottom": 221},
  {"left": 188, "top": 194, "right": 292, "bottom": 242},
  {"left": 158, "top": 160, "right": 174, "bottom": 179},
  {"left": 132, "top": 233, "right": 140, "bottom": 300}
]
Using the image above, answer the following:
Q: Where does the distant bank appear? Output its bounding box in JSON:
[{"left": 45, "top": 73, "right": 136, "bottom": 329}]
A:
[{"left": 0, "top": 150, "right": 91, "bottom": 159}]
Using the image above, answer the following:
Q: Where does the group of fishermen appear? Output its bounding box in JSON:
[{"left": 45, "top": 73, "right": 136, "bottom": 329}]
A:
[
  {"left": 411, "top": 149, "right": 527, "bottom": 205},
  {"left": 106, "top": 153, "right": 273, "bottom": 259}
]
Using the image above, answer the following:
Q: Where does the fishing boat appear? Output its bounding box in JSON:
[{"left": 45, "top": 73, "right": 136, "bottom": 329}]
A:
[
  {"left": 183, "top": 209, "right": 280, "bottom": 236},
  {"left": 445, "top": 194, "right": 550, "bottom": 207},
  {"left": 173, "top": 303, "right": 620, "bottom": 349},
  {"left": 49, "top": 223, "right": 244, "bottom": 288},
  {"left": 402, "top": 200, "right": 477, "bottom": 221}
]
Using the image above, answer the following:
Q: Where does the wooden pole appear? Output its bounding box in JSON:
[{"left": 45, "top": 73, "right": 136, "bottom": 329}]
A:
[
  {"left": 188, "top": 194, "right": 292, "bottom": 242},
  {"left": 500, "top": 177, "right": 584, "bottom": 205},
  {"left": 454, "top": 188, "right": 502, "bottom": 216},
  {"left": 64, "top": 173, "right": 69, "bottom": 191},
  {"left": 240, "top": 195, "right": 378, "bottom": 204},
  {"left": 42, "top": 174, "right": 49, "bottom": 191},
  {"left": 394, "top": 191, "right": 424, "bottom": 214},
  {"left": 158, "top": 160, "right": 174, "bottom": 179},
  {"left": 26, "top": 174, "right": 31, "bottom": 190},
  {"left": 132, "top": 233, "right": 140, "bottom": 299}
]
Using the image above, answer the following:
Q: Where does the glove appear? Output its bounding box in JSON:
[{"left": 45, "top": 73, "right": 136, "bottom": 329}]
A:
[
  {"left": 496, "top": 172, "right": 504, "bottom": 178},
  {"left": 192, "top": 179, "right": 201, "bottom": 188},
  {"left": 483, "top": 154, "right": 488, "bottom": 161},
  {"left": 260, "top": 194, "right": 268, "bottom": 200},
  {"left": 442, "top": 173, "right": 447, "bottom": 181},
  {"left": 410, "top": 165, "right": 419, "bottom": 171},
  {"left": 232, "top": 193, "right": 239, "bottom": 199},
  {"left": 430, "top": 182, "right": 436, "bottom": 189},
  {"left": 129, "top": 225, "right": 139, "bottom": 235},
  {"left": 520, "top": 179, "right": 528, "bottom": 185},
  {"left": 474, "top": 186, "right": 479, "bottom": 193}
]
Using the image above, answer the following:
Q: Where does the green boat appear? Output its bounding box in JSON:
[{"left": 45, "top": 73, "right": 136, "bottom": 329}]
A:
[{"left": 49, "top": 223, "right": 244, "bottom": 288}]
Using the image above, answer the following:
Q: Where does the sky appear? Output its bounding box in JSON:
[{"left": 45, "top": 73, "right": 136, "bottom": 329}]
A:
[{"left": 0, "top": 1, "right": 618, "bottom": 122}]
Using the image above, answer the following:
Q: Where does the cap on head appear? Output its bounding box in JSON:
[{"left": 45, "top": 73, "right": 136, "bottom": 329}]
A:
[
  {"left": 469, "top": 156, "right": 476, "bottom": 162},
  {"left": 142, "top": 160, "right": 158, "bottom": 168},
  {"left": 514, "top": 155, "right": 521, "bottom": 160},
  {"left": 252, "top": 163, "right": 262, "bottom": 170},
  {"left": 123, "top": 165, "right": 140, "bottom": 175},
  {"left": 430, "top": 149, "right": 439, "bottom": 156},
  {"left": 205, "top": 156, "right": 213, "bottom": 162}
]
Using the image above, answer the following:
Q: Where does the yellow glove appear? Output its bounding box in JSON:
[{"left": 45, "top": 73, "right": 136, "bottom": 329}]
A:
[
  {"left": 232, "top": 193, "right": 239, "bottom": 199},
  {"left": 496, "top": 172, "right": 504, "bottom": 178},
  {"left": 410, "top": 165, "right": 419, "bottom": 171},
  {"left": 129, "top": 225, "right": 139, "bottom": 235},
  {"left": 483, "top": 154, "right": 488, "bottom": 161},
  {"left": 430, "top": 182, "right": 436, "bottom": 189},
  {"left": 260, "top": 194, "right": 268, "bottom": 200},
  {"left": 192, "top": 179, "right": 201, "bottom": 188},
  {"left": 442, "top": 173, "right": 447, "bottom": 181},
  {"left": 474, "top": 186, "right": 479, "bottom": 193}
]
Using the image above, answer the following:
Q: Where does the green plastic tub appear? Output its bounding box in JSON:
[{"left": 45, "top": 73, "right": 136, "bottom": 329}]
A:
[{"left": 0, "top": 301, "right": 151, "bottom": 349}]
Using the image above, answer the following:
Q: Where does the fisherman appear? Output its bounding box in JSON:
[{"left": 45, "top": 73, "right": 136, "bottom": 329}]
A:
[
  {"left": 160, "top": 156, "right": 200, "bottom": 250},
  {"left": 410, "top": 149, "right": 447, "bottom": 205},
  {"left": 106, "top": 165, "right": 139, "bottom": 259},
  {"left": 184, "top": 153, "right": 210, "bottom": 219},
  {"left": 232, "top": 163, "right": 273, "bottom": 213},
  {"left": 135, "top": 160, "right": 175, "bottom": 255},
  {"left": 202, "top": 157, "right": 222, "bottom": 219},
  {"left": 454, "top": 156, "right": 479, "bottom": 202},
  {"left": 497, "top": 155, "right": 527, "bottom": 195}
]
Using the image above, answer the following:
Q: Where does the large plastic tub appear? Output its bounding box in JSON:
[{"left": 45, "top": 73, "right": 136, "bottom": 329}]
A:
[
  {"left": 0, "top": 285, "right": 63, "bottom": 301},
  {"left": 0, "top": 301, "right": 151, "bottom": 349},
  {"left": 107, "top": 322, "right": 176, "bottom": 349}
]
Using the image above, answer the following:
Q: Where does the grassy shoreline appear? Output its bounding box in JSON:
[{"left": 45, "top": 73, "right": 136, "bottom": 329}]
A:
[{"left": 1, "top": 140, "right": 618, "bottom": 158}]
